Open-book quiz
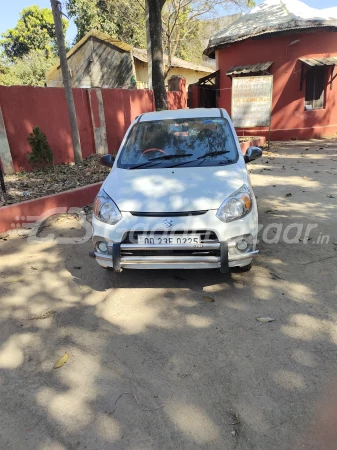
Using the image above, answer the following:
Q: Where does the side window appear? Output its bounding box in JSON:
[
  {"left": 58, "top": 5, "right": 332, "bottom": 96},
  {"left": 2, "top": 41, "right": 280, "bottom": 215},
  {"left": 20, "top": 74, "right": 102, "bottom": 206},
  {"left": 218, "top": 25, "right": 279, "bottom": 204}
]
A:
[{"left": 305, "top": 66, "right": 325, "bottom": 110}]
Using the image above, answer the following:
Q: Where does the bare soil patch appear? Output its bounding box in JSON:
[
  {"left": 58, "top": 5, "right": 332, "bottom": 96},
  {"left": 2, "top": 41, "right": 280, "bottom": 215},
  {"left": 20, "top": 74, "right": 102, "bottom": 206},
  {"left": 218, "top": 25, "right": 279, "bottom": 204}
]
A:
[{"left": 1, "top": 155, "right": 110, "bottom": 206}]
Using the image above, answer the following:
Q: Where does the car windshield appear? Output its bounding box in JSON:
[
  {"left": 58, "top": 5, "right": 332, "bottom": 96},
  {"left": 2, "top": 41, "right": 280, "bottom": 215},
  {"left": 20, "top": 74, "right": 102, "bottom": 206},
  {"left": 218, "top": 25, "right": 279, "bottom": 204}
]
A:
[{"left": 117, "top": 117, "right": 238, "bottom": 169}]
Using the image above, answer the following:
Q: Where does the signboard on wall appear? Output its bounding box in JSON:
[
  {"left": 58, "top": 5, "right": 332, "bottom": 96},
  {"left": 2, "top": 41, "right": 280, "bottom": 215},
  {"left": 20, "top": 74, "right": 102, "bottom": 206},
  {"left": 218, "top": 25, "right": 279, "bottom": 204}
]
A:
[{"left": 231, "top": 75, "right": 273, "bottom": 128}]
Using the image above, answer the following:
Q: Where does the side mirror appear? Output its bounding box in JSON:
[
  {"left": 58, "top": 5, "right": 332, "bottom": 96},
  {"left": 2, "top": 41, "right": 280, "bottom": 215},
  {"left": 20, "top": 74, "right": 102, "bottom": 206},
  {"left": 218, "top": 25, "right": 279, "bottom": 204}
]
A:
[
  {"left": 244, "top": 146, "right": 262, "bottom": 163},
  {"left": 100, "top": 154, "right": 115, "bottom": 168}
]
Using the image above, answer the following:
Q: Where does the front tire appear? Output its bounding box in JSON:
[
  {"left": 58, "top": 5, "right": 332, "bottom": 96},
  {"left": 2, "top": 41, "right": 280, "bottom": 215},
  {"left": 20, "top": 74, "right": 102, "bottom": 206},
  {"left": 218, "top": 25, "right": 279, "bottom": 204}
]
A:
[{"left": 231, "top": 262, "right": 252, "bottom": 273}]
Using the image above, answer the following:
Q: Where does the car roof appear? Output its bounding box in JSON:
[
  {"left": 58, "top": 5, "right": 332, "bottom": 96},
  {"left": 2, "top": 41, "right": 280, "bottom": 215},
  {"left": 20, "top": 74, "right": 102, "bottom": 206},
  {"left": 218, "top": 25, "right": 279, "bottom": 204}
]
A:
[{"left": 138, "top": 108, "right": 230, "bottom": 122}]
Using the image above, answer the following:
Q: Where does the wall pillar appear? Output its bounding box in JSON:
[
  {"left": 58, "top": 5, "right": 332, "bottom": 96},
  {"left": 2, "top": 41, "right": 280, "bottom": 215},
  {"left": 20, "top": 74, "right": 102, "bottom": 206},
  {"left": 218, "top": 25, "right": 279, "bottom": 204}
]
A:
[
  {"left": 168, "top": 75, "right": 186, "bottom": 94},
  {"left": 167, "top": 76, "right": 187, "bottom": 109},
  {"left": 88, "top": 89, "right": 108, "bottom": 155},
  {"left": 0, "top": 106, "right": 14, "bottom": 174}
]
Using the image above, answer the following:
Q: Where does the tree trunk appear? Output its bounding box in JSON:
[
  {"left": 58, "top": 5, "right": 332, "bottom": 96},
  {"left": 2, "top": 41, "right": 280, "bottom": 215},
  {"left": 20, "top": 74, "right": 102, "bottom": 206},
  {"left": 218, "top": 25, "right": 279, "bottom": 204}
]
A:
[
  {"left": 145, "top": 2, "right": 152, "bottom": 90},
  {"left": 50, "top": 0, "right": 82, "bottom": 164},
  {"left": 0, "top": 166, "right": 6, "bottom": 204},
  {"left": 147, "top": 0, "right": 168, "bottom": 110}
]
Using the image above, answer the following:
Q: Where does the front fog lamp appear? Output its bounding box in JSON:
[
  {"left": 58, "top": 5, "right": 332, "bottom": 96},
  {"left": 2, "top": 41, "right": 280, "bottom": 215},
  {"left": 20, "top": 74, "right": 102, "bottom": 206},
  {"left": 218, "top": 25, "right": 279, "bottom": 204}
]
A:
[
  {"left": 96, "top": 241, "right": 108, "bottom": 253},
  {"left": 93, "top": 189, "right": 122, "bottom": 225},
  {"left": 236, "top": 239, "right": 249, "bottom": 251},
  {"left": 216, "top": 185, "right": 252, "bottom": 223}
]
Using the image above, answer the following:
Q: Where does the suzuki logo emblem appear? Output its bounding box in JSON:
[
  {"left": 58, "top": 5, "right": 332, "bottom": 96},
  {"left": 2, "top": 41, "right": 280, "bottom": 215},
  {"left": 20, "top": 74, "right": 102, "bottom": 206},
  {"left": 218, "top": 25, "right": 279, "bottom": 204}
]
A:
[{"left": 162, "top": 218, "right": 174, "bottom": 228}]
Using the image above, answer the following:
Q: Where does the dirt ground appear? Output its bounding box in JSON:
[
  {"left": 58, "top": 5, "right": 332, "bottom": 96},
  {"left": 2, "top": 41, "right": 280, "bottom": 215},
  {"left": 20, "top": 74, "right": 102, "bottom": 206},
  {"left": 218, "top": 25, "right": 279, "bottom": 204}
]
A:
[
  {"left": 2, "top": 155, "right": 110, "bottom": 206},
  {"left": 0, "top": 139, "right": 337, "bottom": 450}
]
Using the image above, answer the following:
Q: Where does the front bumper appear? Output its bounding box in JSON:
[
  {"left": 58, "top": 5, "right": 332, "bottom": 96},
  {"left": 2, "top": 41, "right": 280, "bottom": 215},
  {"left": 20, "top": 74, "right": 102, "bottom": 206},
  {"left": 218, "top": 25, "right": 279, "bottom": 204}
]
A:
[
  {"left": 91, "top": 209, "right": 259, "bottom": 271},
  {"left": 91, "top": 241, "right": 258, "bottom": 271}
]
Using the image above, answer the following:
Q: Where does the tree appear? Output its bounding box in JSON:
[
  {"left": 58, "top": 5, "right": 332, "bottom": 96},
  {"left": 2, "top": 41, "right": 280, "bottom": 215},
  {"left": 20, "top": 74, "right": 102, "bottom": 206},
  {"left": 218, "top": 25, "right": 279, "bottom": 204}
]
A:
[
  {"left": 66, "top": 0, "right": 117, "bottom": 43},
  {"left": 112, "top": 1, "right": 146, "bottom": 48},
  {"left": 51, "top": 0, "right": 82, "bottom": 164},
  {"left": 162, "top": 0, "right": 253, "bottom": 71},
  {"left": 147, "top": 0, "right": 168, "bottom": 110},
  {"left": 0, "top": 51, "right": 58, "bottom": 86},
  {"left": 152, "top": 0, "right": 254, "bottom": 108},
  {"left": 66, "top": 0, "right": 146, "bottom": 47},
  {"left": 0, "top": 57, "right": 11, "bottom": 81},
  {"left": 0, "top": 6, "right": 68, "bottom": 61},
  {"left": 0, "top": 165, "right": 6, "bottom": 204}
]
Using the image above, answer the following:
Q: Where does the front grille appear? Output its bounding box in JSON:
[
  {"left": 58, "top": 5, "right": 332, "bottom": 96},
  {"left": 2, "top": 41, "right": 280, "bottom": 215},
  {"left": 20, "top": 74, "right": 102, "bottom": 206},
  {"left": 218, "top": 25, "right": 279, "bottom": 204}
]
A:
[
  {"left": 130, "top": 211, "right": 208, "bottom": 217},
  {"left": 121, "top": 230, "right": 219, "bottom": 258}
]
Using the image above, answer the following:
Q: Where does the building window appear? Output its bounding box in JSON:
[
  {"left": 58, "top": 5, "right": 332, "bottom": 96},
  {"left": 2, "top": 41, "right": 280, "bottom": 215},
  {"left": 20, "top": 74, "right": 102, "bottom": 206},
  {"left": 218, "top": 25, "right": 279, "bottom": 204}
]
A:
[{"left": 305, "top": 66, "right": 325, "bottom": 110}]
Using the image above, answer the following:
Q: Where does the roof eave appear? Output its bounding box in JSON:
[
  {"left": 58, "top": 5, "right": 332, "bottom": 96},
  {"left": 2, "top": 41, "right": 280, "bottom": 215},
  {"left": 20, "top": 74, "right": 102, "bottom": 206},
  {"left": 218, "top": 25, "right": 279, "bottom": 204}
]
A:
[
  {"left": 204, "top": 22, "right": 337, "bottom": 56},
  {"left": 133, "top": 53, "right": 213, "bottom": 73}
]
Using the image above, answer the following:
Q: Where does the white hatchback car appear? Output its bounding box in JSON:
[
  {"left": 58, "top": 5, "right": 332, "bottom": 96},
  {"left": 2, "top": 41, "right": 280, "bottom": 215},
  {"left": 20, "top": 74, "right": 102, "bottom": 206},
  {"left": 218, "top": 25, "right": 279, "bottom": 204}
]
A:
[{"left": 91, "top": 108, "right": 262, "bottom": 273}]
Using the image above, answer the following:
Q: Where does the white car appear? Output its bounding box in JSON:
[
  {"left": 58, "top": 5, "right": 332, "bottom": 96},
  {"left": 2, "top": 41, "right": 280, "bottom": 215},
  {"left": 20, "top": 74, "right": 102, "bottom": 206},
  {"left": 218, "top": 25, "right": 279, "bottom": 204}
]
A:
[{"left": 90, "top": 108, "right": 262, "bottom": 273}]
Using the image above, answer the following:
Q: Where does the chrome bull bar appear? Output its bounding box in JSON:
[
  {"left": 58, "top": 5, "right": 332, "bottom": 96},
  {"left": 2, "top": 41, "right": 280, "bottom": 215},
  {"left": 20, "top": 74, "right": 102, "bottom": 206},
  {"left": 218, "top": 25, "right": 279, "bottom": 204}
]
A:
[{"left": 91, "top": 242, "right": 259, "bottom": 272}]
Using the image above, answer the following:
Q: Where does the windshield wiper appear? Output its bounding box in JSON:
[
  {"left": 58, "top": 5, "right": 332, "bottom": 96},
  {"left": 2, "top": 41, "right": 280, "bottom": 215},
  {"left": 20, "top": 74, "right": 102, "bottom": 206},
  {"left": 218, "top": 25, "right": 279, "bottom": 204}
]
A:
[
  {"left": 149, "top": 153, "right": 193, "bottom": 161},
  {"left": 128, "top": 153, "right": 193, "bottom": 170},
  {"left": 197, "top": 150, "right": 231, "bottom": 160},
  {"left": 168, "top": 150, "right": 231, "bottom": 168},
  {"left": 196, "top": 150, "right": 231, "bottom": 166}
]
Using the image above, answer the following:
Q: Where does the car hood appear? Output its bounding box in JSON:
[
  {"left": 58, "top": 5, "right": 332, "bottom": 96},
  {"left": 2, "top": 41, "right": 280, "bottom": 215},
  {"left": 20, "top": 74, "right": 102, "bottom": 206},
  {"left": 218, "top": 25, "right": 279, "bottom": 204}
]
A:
[{"left": 103, "top": 165, "right": 245, "bottom": 213}]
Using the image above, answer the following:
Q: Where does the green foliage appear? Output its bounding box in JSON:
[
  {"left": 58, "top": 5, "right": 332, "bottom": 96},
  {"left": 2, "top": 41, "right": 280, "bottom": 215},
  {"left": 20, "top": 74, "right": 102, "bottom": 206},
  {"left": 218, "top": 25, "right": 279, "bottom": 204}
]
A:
[
  {"left": 66, "top": 0, "right": 146, "bottom": 48},
  {"left": 0, "top": 6, "right": 68, "bottom": 61},
  {"left": 0, "top": 50, "right": 58, "bottom": 86},
  {"left": 27, "top": 127, "right": 53, "bottom": 166},
  {"left": 66, "top": 0, "right": 118, "bottom": 43},
  {"left": 0, "top": 64, "right": 18, "bottom": 86},
  {"left": 112, "top": 1, "right": 146, "bottom": 48},
  {"left": 175, "top": 22, "right": 204, "bottom": 64},
  {"left": 162, "top": 2, "right": 200, "bottom": 64},
  {"left": 0, "top": 56, "right": 11, "bottom": 78}
]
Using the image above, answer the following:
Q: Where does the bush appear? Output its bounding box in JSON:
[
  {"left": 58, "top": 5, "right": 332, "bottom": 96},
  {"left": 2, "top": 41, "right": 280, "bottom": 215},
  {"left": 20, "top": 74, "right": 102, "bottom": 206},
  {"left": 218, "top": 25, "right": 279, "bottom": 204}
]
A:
[
  {"left": 0, "top": 51, "right": 58, "bottom": 86},
  {"left": 27, "top": 127, "right": 53, "bottom": 166}
]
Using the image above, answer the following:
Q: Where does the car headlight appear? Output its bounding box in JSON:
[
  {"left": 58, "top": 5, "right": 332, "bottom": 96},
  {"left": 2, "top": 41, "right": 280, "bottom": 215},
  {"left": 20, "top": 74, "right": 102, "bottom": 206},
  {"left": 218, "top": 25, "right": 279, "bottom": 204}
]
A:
[
  {"left": 216, "top": 185, "right": 252, "bottom": 223},
  {"left": 93, "top": 189, "right": 122, "bottom": 224}
]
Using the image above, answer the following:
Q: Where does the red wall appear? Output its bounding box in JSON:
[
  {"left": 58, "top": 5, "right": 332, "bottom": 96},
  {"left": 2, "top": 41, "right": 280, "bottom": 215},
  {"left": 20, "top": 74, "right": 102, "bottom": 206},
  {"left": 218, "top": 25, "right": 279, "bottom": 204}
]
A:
[
  {"left": 101, "top": 89, "right": 155, "bottom": 153},
  {"left": 216, "top": 30, "right": 337, "bottom": 140},
  {"left": 0, "top": 86, "right": 186, "bottom": 172},
  {"left": 0, "top": 86, "right": 95, "bottom": 171},
  {"left": 168, "top": 76, "right": 187, "bottom": 110}
]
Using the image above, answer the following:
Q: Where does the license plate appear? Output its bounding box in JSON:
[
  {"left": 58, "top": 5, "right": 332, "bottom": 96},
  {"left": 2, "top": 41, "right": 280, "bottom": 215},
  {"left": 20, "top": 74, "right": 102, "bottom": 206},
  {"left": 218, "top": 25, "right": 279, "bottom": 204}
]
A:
[{"left": 138, "top": 234, "right": 201, "bottom": 245}]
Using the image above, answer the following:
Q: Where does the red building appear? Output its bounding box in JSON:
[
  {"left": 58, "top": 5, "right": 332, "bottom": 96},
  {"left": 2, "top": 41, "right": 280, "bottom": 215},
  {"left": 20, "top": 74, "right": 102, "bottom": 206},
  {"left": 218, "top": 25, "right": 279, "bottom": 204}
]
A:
[{"left": 203, "top": 0, "right": 337, "bottom": 140}]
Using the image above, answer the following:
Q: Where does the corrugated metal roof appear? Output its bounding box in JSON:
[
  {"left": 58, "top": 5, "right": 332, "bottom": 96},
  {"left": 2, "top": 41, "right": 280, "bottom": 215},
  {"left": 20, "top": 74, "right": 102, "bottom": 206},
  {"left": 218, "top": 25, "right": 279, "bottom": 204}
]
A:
[
  {"left": 227, "top": 61, "right": 273, "bottom": 75},
  {"left": 72, "top": 30, "right": 132, "bottom": 55},
  {"left": 205, "top": 0, "right": 337, "bottom": 57},
  {"left": 299, "top": 56, "right": 337, "bottom": 66},
  {"left": 47, "top": 30, "right": 132, "bottom": 80},
  {"left": 132, "top": 48, "right": 213, "bottom": 73}
]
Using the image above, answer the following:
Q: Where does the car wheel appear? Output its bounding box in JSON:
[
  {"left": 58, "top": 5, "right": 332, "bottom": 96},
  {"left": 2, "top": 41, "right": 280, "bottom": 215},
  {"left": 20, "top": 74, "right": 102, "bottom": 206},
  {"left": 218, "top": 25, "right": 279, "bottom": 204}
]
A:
[{"left": 232, "top": 263, "right": 252, "bottom": 273}]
